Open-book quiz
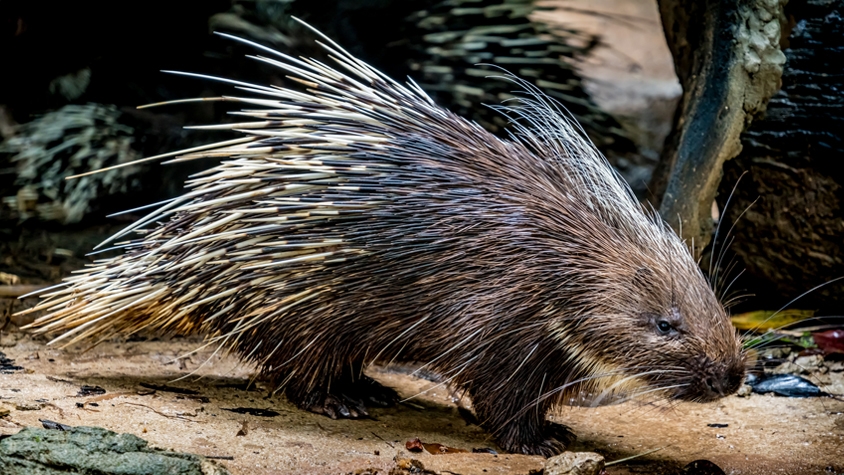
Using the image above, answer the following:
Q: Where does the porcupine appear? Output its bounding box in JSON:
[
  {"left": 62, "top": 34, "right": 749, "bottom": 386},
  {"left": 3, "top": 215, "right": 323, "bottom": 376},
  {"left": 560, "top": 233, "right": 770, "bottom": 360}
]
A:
[{"left": 20, "top": 21, "right": 746, "bottom": 456}]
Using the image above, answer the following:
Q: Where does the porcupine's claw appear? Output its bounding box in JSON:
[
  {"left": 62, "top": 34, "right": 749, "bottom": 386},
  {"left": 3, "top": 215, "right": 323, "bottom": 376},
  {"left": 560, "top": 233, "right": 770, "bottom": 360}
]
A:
[
  {"left": 536, "top": 422, "right": 577, "bottom": 457},
  {"left": 297, "top": 376, "right": 398, "bottom": 419},
  {"left": 302, "top": 390, "right": 369, "bottom": 419},
  {"left": 498, "top": 421, "right": 577, "bottom": 457}
]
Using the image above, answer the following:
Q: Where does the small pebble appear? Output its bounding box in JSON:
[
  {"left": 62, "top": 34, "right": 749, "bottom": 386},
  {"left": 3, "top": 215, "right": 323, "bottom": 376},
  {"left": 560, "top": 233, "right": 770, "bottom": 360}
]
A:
[
  {"left": 544, "top": 451, "right": 605, "bottom": 475},
  {"left": 736, "top": 384, "right": 753, "bottom": 397}
]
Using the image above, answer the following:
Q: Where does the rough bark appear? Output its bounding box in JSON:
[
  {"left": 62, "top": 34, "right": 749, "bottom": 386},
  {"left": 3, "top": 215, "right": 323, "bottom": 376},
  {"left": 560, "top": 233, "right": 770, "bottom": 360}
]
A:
[{"left": 716, "top": 0, "right": 844, "bottom": 309}]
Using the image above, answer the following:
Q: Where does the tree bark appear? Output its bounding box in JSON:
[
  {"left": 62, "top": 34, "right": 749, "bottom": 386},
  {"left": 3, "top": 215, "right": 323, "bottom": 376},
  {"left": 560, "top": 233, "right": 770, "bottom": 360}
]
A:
[{"left": 716, "top": 0, "right": 844, "bottom": 309}]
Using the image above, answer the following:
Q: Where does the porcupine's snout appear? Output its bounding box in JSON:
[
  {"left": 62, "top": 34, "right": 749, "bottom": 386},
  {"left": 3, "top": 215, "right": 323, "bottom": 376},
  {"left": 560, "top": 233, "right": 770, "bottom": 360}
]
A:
[{"left": 676, "top": 353, "right": 746, "bottom": 402}]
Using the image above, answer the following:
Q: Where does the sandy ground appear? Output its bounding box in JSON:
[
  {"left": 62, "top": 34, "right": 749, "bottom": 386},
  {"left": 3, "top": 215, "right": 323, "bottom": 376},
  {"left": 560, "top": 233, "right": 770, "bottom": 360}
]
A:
[{"left": 1, "top": 333, "right": 842, "bottom": 475}]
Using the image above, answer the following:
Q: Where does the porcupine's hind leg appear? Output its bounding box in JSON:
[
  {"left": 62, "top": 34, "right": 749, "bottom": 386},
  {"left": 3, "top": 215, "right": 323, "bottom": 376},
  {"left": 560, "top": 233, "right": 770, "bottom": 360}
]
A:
[{"left": 285, "top": 363, "right": 398, "bottom": 419}]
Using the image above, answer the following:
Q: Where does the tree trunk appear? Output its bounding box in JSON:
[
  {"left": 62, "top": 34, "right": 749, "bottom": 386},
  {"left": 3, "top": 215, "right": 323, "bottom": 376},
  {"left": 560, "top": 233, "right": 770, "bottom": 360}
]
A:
[
  {"left": 655, "top": 0, "right": 844, "bottom": 309},
  {"left": 652, "top": 0, "right": 788, "bottom": 257},
  {"left": 716, "top": 0, "right": 844, "bottom": 309}
]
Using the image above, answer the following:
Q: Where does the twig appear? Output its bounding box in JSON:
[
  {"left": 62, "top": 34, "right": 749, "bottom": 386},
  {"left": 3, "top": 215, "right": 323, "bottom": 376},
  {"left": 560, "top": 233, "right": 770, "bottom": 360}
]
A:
[
  {"left": 122, "top": 402, "right": 197, "bottom": 422},
  {"left": 0, "top": 285, "right": 48, "bottom": 298},
  {"left": 605, "top": 446, "right": 666, "bottom": 466},
  {"left": 371, "top": 431, "right": 395, "bottom": 448}
]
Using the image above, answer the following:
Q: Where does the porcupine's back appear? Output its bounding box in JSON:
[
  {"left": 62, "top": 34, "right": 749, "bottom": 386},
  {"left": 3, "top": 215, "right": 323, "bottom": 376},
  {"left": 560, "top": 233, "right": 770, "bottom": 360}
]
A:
[{"left": 23, "top": 28, "right": 633, "bottom": 338}]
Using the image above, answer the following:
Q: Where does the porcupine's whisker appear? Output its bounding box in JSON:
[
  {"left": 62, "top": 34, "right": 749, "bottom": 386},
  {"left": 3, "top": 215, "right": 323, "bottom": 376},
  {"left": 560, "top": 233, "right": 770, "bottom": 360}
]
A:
[
  {"left": 18, "top": 281, "right": 73, "bottom": 301},
  {"left": 740, "top": 275, "right": 844, "bottom": 341},
  {"left": 106, "top": 198, "right": 178, "bottom": 218},
  {"left": 504, "top": 343, "right": 540, "bottom": 384},
  {"left": 367, "top": 318, "right": 431, "bottom": 368},
  {"left": 94, "top": 187, "right": 218, "bottom": 249},
  {"left": 589, "top": 369, "right": 691, "bottom": 407},
  {"left": 527, "top": 367, "right": 686, "bottom": 414},
  {"left": 410, "top": 328, "right": 484, "bottom": 377},
  {"left": 491, "top": 371, "right": 630, "bottom": 436},
  {"left": 713, "top": 236, "right": 737, "bottom": 296},
  {"left": 708, "top": 172, "right": 746, "bottom": 288},
  {"left": 272, "top": 370, "right": 298, "bottom": 396},
  {"left": 620, "top": 386, "right": 691, "bottom": 417},
  {"left": 399, "top": 355, "right": 480, "bottom": 403},
  {"left": 245, "top": 339, "right": 287, "bottom": 388},
  {"left": 595, "top": 382, "right": 692, "bottom": 409},
  {"left": 384, "top": 337, "right": 412, "bottom": 368},
  {"left": 66, "top": 137, "right": 256, "bottom": 181},
  {"left": 604, "top": 387, "right": 691, "bottom": 418},
  {"left": 742, "top": 315, "right": 844, "bottom": 350},
  {"left": 713, "top": 198, "right": 758, "bottom": 296},
  {"left": 137, "top": 97, "right": 228, "bottom": 109},
  {"left": 722, "top": 292, "right": 755, "bottom": 309},
  {"left": 170, "top": 338, "right": 229, "bottom": 383},
  {"left": 86, "top": 241, "right": 154, "bottom": 257},
  {"left": 536, "top": 373, "right": 547, "bottom": 419},
  {"left": 718, "top": 260, "right": 743, "bottom": 302}
]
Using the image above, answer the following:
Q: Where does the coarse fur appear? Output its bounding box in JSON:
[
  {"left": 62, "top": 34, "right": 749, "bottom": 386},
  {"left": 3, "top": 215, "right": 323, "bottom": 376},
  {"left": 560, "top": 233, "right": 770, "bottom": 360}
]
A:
[{"left": 20, "top": 22, "right": 746, "bottom": 456}]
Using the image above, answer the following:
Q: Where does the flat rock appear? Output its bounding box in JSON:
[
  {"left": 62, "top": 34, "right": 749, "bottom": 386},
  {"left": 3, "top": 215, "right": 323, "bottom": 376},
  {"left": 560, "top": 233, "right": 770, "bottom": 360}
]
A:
[{"left": 0, "top": 426, "right": 230, "bottom": 475}]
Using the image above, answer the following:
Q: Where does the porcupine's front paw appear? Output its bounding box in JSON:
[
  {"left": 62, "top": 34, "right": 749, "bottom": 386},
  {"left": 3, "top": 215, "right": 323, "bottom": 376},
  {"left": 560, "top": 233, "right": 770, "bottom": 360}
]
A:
[
  {"left": 345, "top": 375, "right": 398, "bottom": 408},
  {"left": 498, "top": 421, "right": 577, "bottom": 457},
  {"left": 300, "top": 389, "right": 370, "bottom": 419},
  {"left": 297, "top": 376, "right": 398, "bottom": 419}
]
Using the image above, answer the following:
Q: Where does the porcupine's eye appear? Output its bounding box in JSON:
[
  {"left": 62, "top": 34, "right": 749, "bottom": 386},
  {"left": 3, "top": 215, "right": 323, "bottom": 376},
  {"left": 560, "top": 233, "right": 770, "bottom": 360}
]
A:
[
  {"left": 656, "top": 320, "right": 673, "bottom": 335},
  {"left": 651, "top": 308, "right": 682, "bottom": 336}
]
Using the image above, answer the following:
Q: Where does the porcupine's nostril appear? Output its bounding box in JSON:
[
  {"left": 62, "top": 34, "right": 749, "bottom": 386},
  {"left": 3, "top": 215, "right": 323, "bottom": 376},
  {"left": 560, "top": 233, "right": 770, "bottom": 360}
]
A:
[
  {"left": 723, "top": 360, "right": 746, "bottom": 395},
  {"left": 705, "top": 377, "right": 722, "bottom": 397}
]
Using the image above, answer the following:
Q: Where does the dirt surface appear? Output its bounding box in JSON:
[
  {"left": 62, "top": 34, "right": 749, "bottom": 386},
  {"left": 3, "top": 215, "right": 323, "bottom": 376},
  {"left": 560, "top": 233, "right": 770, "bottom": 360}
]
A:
[{"left": 1, "top": 333, "right": 842, "bottom": 475}]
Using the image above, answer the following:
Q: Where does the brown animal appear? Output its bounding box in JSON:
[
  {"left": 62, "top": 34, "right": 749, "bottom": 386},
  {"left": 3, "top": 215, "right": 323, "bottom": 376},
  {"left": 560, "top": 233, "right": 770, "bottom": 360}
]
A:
[{"left": 20, "top": 22, "right": 746, "bottom": 456}]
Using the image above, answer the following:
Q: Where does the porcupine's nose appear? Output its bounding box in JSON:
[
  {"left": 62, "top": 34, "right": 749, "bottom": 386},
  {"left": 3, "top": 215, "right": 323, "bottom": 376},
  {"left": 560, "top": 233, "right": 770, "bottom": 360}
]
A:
[
  {"left": 704, "top": 376, "right": 725, "bottom": 398},
  {"left": 703, "top": 359, "right": 745, "bottom": 400}
]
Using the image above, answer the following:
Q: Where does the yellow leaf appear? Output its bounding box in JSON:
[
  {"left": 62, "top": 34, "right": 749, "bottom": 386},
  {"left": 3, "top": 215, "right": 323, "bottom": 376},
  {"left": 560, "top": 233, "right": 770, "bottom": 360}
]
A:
[{"left": 730, "top": 309, "right": 815, "bottom": 332}]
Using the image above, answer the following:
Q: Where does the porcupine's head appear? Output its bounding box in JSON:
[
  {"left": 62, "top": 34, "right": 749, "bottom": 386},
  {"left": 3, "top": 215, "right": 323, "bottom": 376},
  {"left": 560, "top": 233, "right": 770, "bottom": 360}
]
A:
[
  {"left": 560, "top": 236, "right": 746, "bottom": 405},
  {"left": 528, "top": 144, "right": 747, "bottom": 404}
]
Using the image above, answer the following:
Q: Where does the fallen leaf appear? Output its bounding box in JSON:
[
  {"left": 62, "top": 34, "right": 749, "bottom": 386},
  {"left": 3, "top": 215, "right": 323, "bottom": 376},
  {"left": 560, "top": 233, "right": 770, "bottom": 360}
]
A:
[
  {"left": 813, "top": 329, "right": 844, "bottom": 354},
  {"left": 422, "top": 442, "right": 468, "bottom": 454},
  {"left": 405, "top": 438, "right": 424, "bottom": 452},
  {"left": 730, "top": 309, "right": 814, "bottom": 332},
  {"left": 404, "top": 437, "right": 467, "bottom": 454}
]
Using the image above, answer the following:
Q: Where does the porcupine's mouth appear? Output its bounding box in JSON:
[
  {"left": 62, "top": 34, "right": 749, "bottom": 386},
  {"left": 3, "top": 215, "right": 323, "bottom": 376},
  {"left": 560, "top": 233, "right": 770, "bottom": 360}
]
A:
[{"left": 669, "top": 362, "right": 745, "bottom": 402}]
